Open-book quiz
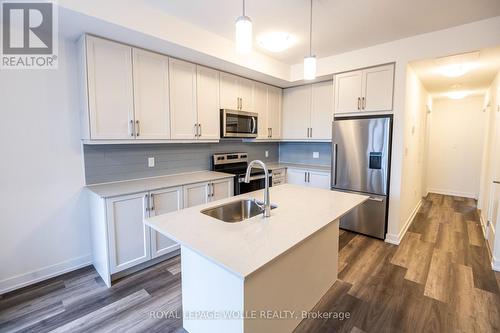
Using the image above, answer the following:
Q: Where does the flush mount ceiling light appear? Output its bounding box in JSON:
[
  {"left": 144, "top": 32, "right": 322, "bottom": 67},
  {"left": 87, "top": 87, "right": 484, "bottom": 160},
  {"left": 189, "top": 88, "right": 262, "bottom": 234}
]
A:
[
  {"left": 235, "top": 0, "right": 252, "bottom": 53},
  {"left": 447, "top": 90, "right": 469, "bottom": 99},
  {"left": 303, "top": 0, "right": 316, "bottom": 80},
  {"left": 439, "top": 63, "right": 478, "bottom": 77},
  {"left": 257, "top": 32, "right": 296, "bottom": 53}
]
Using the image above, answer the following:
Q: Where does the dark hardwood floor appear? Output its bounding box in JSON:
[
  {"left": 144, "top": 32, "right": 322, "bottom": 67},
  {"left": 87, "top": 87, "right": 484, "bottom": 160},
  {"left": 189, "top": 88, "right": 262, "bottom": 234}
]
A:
[{"left": 1, "top": 193, "right": 499, "bottom": 333}]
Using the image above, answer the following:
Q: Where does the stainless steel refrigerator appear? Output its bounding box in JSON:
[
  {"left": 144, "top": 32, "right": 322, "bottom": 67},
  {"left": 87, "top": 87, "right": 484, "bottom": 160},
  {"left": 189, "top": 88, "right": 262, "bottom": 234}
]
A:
[{"left": 331, "top": 116, "right": 392, "bottom": 239}]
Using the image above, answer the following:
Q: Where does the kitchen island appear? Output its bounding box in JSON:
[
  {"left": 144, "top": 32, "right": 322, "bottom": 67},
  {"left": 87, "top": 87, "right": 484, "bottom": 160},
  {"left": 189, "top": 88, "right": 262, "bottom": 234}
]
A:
[{"left": 145, "top": 184, "right": 367, "bottom": 333}]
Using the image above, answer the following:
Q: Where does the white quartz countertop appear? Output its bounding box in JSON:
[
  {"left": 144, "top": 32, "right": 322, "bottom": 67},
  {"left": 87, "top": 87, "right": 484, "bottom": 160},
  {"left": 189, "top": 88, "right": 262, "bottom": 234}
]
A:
[
  {"left": 145, "top": 184, "right": 367, "bottom": 278},
  {"left": 263, "top": 162, "right": 331, "bottom": 172},
  {"left": 86, "top": 171, "right": 234, "bottom": 198}
]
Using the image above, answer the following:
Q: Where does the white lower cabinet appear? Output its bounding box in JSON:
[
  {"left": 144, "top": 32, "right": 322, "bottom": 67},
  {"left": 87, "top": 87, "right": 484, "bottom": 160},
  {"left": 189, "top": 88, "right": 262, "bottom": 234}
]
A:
[
  {"left": 106, "top": 192, "right": 151, "bottom": 274},
  {"left": 286, "top": 168, "right": 331, "bottom": 189},
  {"left": 89, "top": 177, "right": 234, "bottom": 287},
  {"left": 149, "top": 187, "right": 183, "bottom": 258}
]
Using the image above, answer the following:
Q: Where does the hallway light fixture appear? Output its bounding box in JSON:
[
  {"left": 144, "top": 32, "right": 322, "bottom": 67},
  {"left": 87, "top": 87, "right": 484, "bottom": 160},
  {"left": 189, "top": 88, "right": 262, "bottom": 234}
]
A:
[
  {"left": 447, "top": 90, "right": 469, "bottom": 99},
  {"left": 439, "top": 63, "right": 477, "bottom": 77},
  {"left": 303, "top": 0, "right": 316, "bottom": 80},
  {"left": 235, "top": 0, "right": 252, "bottom": 53}
]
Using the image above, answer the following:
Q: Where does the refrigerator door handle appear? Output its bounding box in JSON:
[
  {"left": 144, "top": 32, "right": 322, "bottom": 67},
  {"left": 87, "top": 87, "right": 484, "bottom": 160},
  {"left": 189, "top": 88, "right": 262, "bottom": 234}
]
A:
[{"left": 332, "top": 143, "right": 338, "bottom": 186}]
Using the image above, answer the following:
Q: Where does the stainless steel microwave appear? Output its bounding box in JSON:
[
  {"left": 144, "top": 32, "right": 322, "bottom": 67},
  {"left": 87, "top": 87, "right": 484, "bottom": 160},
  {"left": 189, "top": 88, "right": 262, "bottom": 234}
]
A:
[{"left": 220, "top": 109, "right": 258, "bottom": 138}]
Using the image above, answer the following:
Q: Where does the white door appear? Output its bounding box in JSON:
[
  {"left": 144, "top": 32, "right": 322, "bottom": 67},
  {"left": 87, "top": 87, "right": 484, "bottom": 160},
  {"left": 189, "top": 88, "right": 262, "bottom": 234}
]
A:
[
  {"left": 282, "top": 85, "right": 311, "bottom": 139},
  {"left": 267, "top": 86, "right": 282, "bottom": 139},
  {"left": 106, "top": 192, "right": 151, "bottom": 273},
  {"left": 311, "top": 81, "right": 334, "bottom": 140},
  {"left": 308, "top": 171, "right": 331, "bottom": 189},
  {"left": 239, "top": 78, "right": 254, "bottom": 111},
  {"left": 219, "top": 72, "right": 240, "bottom": 110},
  {"left": 132, "top": 49, "right": 170, "bottom": 139},
  {"left": 183, "top": 182, "right": 210, "bottom": 208},
  {"left": 254, "top": 82, "right": 269, "bottom": 139},
  {"left": 334, "top": 70, "right": 363, "bottom": 114},
  {"left": 362, "top": 64, "right": 394, "bottom": 112},
  {"left": 169, "top": 58, "right": 197, "bottom": 139},
  {"left": 86, "top": 36, "right": 134, "bottom": 139},
  {"left": 210, "top": 178, "right": 234, "bottom": 202},
  {"left": 149, "top": 187, "right": 183, "bottom": 258},
  {"left": 196, "top": 66, "right": 220, "bottom": 140},
  {"left": 286, "top": 168, "right": 308, "bottom": 186}
]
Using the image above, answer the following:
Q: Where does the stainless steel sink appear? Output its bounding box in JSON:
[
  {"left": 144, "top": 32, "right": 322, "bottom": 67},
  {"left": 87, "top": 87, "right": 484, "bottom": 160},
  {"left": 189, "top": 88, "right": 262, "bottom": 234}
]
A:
[{"left": 201, "top": 199, "right": 277, "bottom": 223}]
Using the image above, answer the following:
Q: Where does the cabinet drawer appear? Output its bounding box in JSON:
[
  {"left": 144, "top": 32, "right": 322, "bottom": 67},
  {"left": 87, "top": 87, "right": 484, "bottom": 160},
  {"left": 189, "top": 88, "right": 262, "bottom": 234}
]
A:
[
  {"left": 272, "top": 168, "right": 286, "bottom": 177},
  {"left": 272, "top": 178, "right": 285, "bottom": 186}
]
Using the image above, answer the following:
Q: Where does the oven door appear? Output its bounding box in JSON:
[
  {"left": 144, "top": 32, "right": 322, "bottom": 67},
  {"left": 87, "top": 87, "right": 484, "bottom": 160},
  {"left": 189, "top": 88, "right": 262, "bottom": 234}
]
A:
[
  {"left": 236, "top": 174, "right": 272, "bottom": 195},
  {"left": 221, "top": 110, "right": 258, "bottom": 138}
]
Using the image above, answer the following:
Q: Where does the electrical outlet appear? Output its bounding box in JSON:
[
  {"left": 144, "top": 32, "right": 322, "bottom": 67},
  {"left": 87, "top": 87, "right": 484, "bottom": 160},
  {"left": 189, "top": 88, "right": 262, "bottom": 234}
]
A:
[
  {"left": 148, "top": 157, "right": 155, "bottom": 168},
  {"left": 265, "top": 151, "right": 269, "bottom": 158},
  {"left": 313, "top": 152, "right": 320, "bottom": 159}
]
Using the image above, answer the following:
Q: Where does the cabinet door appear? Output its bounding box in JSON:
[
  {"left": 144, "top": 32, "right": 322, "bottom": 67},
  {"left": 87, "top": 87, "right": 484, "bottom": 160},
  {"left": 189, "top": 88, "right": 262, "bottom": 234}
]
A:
[
  {"left": 149, "top": 187, "right": 182, "bottom": 258},
  {"left": 267, "top": 86, "right": 282, "bottom": 139},
  {"left": 362, "top": 64, "right": 394, "bottom": 112},
  {"left": 311, "top": 81, "right": 334, "bottom": 140},
  {"left": 254, "top": 82, "right": 269, "bottom": 139},
  {"left": 169, "top": 58, "right": 197, "bottom": 139},
  {"left": 132, "top": 49, "right": 170, "bottom": 139},
  {"left": 282, "top": 85, "right": 311, "bottom": 139},
  {"left": 219, "top": 72, "right": 240, "bottom": 110},
  {"left": 183, "top": 182, "right": 210, "bottom": 208},
  {"left": 196, "top": 66, "right": 220, "bottom": 140},
  {"left": 308, "top": 171, "right": 331, "bottom": 189},
  {"left": 286, "top": 168, "right": 308, "bottom": 186},
  {"left": 210, "top": 178, "right": 234, "bottom": 202},
  {"left": 239, "top": 77, "right": 254, "bottom": 111},
  {"left": 334, "top": 70, "right": 363, "bottom": 114},
  {"left": 106, "top": 192, "right": 150, "bottom": 273},
  {"left": 86, "top": 36, "right": 134, "bottom": 139}
]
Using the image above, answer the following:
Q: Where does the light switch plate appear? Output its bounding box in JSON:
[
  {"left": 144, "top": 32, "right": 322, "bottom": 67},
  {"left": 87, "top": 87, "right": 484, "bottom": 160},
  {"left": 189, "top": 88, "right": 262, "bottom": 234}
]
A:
[
  {"left": 265, "top": 151, "right": 269, "bottom": 158},
  {"left": 148, "top": 157, "right": 155, "bottom": 168},
  {"left": 313, "top": 152, "right": 320, "bottom": 159}
]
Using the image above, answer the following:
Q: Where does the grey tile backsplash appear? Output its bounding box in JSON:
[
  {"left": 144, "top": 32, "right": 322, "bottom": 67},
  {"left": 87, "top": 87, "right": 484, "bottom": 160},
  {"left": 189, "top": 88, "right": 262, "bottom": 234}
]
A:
[
  {"left": 278, "top": 142, "right": 331, "bottom": 166},
  {"left": 83, "top": 141, "right": 332, "bottom": 185},
  {"left": 83, "top": 141, "right": 279, "bottom": 184}
]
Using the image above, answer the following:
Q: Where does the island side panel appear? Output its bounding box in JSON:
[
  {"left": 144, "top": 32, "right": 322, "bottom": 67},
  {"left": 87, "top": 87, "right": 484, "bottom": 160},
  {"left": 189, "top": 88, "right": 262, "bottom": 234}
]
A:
[
  {"left": 181, "top": 246, "right": 245, "bottom": 333},
  {"left": 243, "top": 220, "right": 339, "bottom": 333}
]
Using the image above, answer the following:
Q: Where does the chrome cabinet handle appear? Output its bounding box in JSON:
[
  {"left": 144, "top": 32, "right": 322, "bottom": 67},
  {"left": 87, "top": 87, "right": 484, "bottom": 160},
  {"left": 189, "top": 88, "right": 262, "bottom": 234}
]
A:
[
  {"left": 135, "top": 120, "right": 140, "bottom": 137},
  {"left": 199, "top": 124, "right": 202, "bottom": 137},
  {"left": 357, "top": 97, "right": 361, "bottom": 110},
  {"left": 304, "top": 172, "right": 307, "bottom": 183},
  {"left": 270, "top": 128, "right": 273, "bottom": 138},
  {"left": 494, "top": 180, "right": 500, "bottom": 184},
  {"left": 362, "top": 97, "right": 366, "bottom": 109},
  {"left": 145, "top": 194, "right": 149, "bottom": 213},
  {"left": 129, "top": 120, "right": 134, "bottom": 137},
  {"left": 310, "top": 128, "right": 313, "bottom": 138},
  {"left": 268, "top": 128, "right": 271, "bottom": 138},
  {"left": 194, "top": 124, "right": 198, "bottom": 137},
  {"left": 207, "top": 183, "right": 211, "bottom": 198},
  {"left": 211, "top": 183, "right": 215, "bottom": 197},
  {"left": 150, "top": 193, "right": 155, "bottom": 211}
]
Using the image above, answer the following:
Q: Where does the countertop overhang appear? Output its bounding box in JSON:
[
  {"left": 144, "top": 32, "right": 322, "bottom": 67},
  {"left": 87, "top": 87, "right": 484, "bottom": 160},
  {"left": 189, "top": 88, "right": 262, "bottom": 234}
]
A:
[{"left": 145, "top": 184, "right": 368, "bottom": 278}]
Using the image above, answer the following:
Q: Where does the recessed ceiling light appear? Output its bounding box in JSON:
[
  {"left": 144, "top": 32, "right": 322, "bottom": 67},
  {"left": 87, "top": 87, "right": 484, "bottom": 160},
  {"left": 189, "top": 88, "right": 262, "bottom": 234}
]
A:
[
  {"left": 438, "top": 63, "right": 478, "bottom": 77},
  {"left": 447, "top": 90, "right": 469, "bottom": 99},
  {"left": 257, "top": 32, "right": 295, "bottom": 53}
]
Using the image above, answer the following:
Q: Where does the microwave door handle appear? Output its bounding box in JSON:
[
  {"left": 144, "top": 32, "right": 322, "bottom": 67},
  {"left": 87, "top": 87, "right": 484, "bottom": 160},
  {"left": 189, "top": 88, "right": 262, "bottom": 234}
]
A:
[{"left": 251, "top": 117, "right": 257, "bottom": 134}]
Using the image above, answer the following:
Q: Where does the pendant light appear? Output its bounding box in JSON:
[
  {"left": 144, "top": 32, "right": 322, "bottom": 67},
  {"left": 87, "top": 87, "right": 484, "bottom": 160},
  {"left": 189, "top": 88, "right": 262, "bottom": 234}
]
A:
[
  {"left": 303, "top": 0, "right": 316, "bottom": 80},
  {"left": 235, "top": 0, "right": 252, "bottom": 53}
]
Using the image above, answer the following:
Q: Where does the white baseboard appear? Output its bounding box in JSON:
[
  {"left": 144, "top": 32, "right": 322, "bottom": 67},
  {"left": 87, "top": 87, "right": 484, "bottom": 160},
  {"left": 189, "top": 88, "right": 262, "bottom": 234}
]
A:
[
  {"left": 427, "top": 188, "right": 477, "bottom": 199},
  {"left": 385, "top": 199, "right": 423, "bottom": 245},
  {"left": 492, "top": 256, "right": 500, "bottom": 272},
  {"left": 0, "top": 254, "right": 92, "bottom": 295}
]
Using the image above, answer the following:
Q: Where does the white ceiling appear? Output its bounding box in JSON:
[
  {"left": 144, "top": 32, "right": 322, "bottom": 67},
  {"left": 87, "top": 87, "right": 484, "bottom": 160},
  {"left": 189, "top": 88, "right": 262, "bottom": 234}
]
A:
[
  {"left": 146, "top": 0, "right": 500, "bottom": 65},
  {"left": 410, "top": 46, "right": 500, "bottom": 96}
]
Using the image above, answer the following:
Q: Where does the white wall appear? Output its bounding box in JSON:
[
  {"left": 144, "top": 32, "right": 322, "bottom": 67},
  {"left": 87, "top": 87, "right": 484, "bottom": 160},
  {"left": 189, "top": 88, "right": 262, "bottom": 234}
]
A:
[
  {"left": 398, "top": 67, "right": 429, "bottom": 238},
  {"left": 425, "top": 96, "right": 485, "bottom": 199},
  {"left": 0, "top": 36, "right": 91, "bottom": 293}
]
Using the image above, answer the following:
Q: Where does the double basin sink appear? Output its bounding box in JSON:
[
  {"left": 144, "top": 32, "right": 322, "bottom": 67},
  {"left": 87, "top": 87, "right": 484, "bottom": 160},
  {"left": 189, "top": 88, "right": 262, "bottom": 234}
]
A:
[{"left": 201, "top": 199, "right": 277, "bottom": 223}]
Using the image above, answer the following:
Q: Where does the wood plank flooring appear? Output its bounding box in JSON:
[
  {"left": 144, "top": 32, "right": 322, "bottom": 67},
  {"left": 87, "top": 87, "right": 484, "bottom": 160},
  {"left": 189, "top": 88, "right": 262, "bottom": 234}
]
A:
[{"left": 1, "top": 193, "right": 499, "bottom": 333}]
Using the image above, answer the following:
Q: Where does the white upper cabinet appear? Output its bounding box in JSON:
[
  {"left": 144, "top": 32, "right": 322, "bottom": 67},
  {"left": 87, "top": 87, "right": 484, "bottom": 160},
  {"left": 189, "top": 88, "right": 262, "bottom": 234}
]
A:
[
  {"left": 219, "top": 72, "right": 254, "bottom": 111},
  {"left": 85, "top": 36, "right": 134, "bottom": 139},
  {"left": 282, "top": 81, "right": 333, "bottom": 140},
  {"left": 267, "top": 86, "right": 282, "bottom": 139},
  {"left": 132, "top": 49, "right": 170, "bottom": 140},
  {"left": 196, "top": 66, "right": 220, "bottom": 140},
  {"left": 169, "top": 58, "right": 198, "bottom": 140},
  {"left": 254, "top": 82, "right": 269, "bottom": 139},
  {"left": 334, "top": 64, "right": 394, "bottom": 114},
  {"left": 362, "top": 65, "right": 394, "bottom": 112},
  {"left": 282, "top": 85, "right": 311, "bottom": 140}
]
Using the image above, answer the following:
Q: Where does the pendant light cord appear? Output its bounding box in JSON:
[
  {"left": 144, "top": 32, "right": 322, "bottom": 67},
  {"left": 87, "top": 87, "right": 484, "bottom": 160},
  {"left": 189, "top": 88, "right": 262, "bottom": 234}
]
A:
[
  {"left": 309, "top": 0, "right": 313, "bottom": 56},
  {"left": 243, "top": 0, "right": 246, "bottom": 16}
]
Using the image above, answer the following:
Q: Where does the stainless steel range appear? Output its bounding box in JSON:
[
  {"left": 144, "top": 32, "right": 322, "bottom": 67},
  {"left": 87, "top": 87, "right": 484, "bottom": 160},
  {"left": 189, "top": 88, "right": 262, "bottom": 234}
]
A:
[{"left": 211, "top": 153, "right": 272, "bottom": 195}]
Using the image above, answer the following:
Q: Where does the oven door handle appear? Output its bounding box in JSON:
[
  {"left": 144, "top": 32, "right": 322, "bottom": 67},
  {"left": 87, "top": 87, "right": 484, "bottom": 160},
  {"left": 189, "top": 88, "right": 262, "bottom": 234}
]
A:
[{"left": 238, "top": 173, "right": 273, "bottom": 183}]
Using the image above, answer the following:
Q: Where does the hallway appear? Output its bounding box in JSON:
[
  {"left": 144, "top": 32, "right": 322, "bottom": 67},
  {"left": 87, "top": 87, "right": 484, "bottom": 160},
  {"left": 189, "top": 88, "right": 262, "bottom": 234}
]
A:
[{"left": 295, "top": 193, "right": 500, "bottom": 333}]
